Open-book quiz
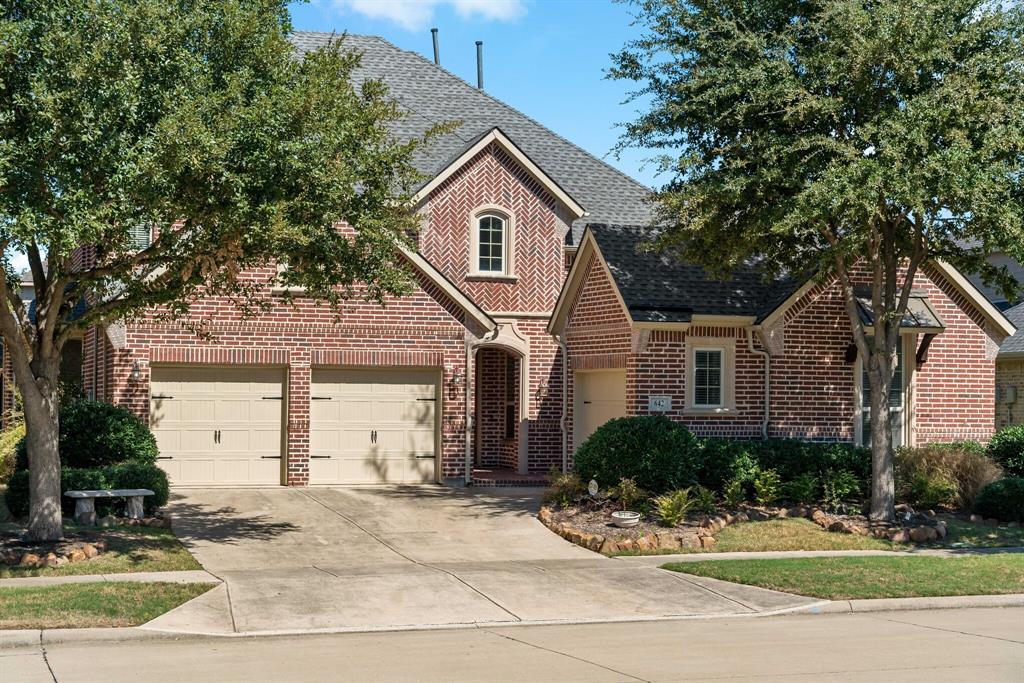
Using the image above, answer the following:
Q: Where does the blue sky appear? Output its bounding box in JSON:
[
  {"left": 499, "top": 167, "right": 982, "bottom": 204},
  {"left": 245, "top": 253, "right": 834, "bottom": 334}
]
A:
[{"left": 288, "top": 0, "right": 660, "bottom": 187}]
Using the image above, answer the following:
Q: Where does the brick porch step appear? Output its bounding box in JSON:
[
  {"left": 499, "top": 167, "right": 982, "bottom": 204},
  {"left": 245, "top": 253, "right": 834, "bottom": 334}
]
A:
[{"left": 470, "top": 469, "right": 550, "bottom": 487}]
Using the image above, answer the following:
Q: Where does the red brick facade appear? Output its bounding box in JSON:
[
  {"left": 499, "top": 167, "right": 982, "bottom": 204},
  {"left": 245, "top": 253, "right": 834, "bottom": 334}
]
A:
[{"left": 562, "top": 253, "right": 1005, "bottom": 462}]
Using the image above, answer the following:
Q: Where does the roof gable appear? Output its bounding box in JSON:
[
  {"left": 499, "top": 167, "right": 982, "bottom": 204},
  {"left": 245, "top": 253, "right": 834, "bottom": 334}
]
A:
[
  {"left": 1000, "top": 302, "right": 1024, "bottom": 357},
  {"left": 412, "top": 128, "right": 585, "bottom": 218}
]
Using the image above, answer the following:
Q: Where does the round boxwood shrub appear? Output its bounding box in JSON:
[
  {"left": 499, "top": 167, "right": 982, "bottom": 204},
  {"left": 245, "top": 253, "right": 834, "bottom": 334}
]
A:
[
  {"left": 573, "top": 416, "right": 700, "bottom": 494},
  {"left": 987, "top": 426, "right": 1024, "bottom": 478},
  {"left": 973, "top": 477, "right": 1024, "bottom": 522},
  {"left": 14, "top": 400, "right": 158, "bottom": 471}
]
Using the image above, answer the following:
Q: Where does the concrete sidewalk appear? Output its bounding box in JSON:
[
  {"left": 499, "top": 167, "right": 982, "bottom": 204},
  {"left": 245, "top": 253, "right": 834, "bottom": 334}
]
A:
[
  {"left": 0, "top": 569, "right": 220, "bottom": 588},
  {"left": 615, "top": 546, "right": 1024, "bottom": 565}
]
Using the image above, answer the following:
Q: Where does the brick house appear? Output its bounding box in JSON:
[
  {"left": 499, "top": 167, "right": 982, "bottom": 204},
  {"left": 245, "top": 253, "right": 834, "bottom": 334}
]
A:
[
  {"left": 5, "top": 32, "right": 1016, "bottom": 488},
  {"left": 549, "top": 224, "right": 1017, "bottom": 452},
  {"left": 996, "top": 303, "right": 1024, "bottom": 428}
]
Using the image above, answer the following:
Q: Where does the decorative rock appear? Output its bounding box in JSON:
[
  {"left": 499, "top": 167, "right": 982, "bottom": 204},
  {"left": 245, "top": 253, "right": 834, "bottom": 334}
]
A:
[
  {"left": 811, "top": 509, "right": 829, "bottom": 525},
  {"left": 538, "top": 508, "right": 552, "bottom": 525},
  {"left": 656, "top": 532, "right": 681, "bottom": 550},
  {"left": 599, "top": 539, "right": 619, "bottom": 554},
  {"left": 969, "top": 514, "right": 984, "bottom": 523},
  {"left": 787, "top": 507, "right": 805, "bottom": 519},
  {"left": 889, "top": 528, "right": 912, "bottom": 543},
  {"left": 935, "top": 521, "right": 948, "bottom": 539},
  {"left": 616, "top": 538, "right": 635, "bottom": 552},
  {"left": 910, "top": 525, "right": 938, "bottom": 542},
  {"left": 81, "top": 543, "right": 98, "bottom": 559},
  {"left": 68, "top": 548, "right": 87, "bottom": 562},
  {"left": 828, "top": 521, "right": 848, "bottom": 533},
  {"left": 55, "top": 555, "right": 70, "bottom": 566},
  {"left": 634, "top": 535, "right": 654, "bottom": 551},
  {"left": 18, "top": 553, "right": 40, "bottom": 568},
  {"left": 699, "top": 535, "right": 717, "bottom": 549},
  {"left": 733, "top": 512, "right": 750, "bottom": 524},
  {"left": 678, "top": 533, "right": 702, "bottom": 550},
  {"left": 97, "top": 515, "right": 117, "bottom": 529},
  {"left": 43, "top": 553, "right": 60, "bottom": 568}
]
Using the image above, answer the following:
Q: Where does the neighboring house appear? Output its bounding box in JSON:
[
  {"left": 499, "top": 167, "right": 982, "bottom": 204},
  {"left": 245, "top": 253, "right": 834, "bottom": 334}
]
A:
[
  {"left": 7, "top": 32, "right": 1016, "bottom": 488},
  {"left": 548, "top": 224, "right": 1016, "bottom": 451},
  {"left": 996, "top": 303, "right": 1024, "bottom": 428},
  {"left": 967, "top": 249, "right": 1024, "bottom": 311}
]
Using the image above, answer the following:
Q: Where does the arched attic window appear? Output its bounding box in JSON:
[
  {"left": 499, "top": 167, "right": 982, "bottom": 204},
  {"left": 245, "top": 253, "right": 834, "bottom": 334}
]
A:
[{"left": 472, "top": 210, "right": 513, "bottom": 276}]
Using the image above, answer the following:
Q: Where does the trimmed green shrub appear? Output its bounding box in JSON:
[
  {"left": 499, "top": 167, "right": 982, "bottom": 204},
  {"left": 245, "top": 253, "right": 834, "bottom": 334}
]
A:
[
  {"left": 753, "top": 469, "right": 781, "bottom": 507},
  {"left": 782, "top": 473, "right": 819, "bottom": 504},
  {"left": 692, "top": 485, "right": 717, "bottom": 515},
  {"left": 15, "top": 400, "right": 158, "bottom": 471},
  {"left": 895, "top": 444, "right": 1002, "bottom": 508},
  {"left": 3, "top": 464, "right": 168, "bottom": 519},
  {"left": 974, "top": 477, "right": 1024, "bottom": 522},
  {"left": 573, "top": 416, "right": 700, "bottom": 494},
  {"left": 105, "top": 462, "right": 169, "bottom": 513},
  {"left": 611, "top": 477, "right": 647, "bottom": 511},
  {"left": 722, "top": 478, "right": 746, "bottom": 508},
  {"left": 822, "top": 469, "right": 861, "bottom": 512},
  {"left": 695, "top": 439, "right": 750, "bottom": 492},
  {"left": 653, "top": 488, "right": 694, "bottom": 527},
  {"left": 987, "top": 426, "right": 1024, "bottom": 477}
]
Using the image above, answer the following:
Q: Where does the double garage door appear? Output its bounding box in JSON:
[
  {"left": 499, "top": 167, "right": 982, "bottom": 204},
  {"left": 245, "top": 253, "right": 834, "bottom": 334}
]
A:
[{"left": 150, "top": 366, "right": 438, "bottom": 486}]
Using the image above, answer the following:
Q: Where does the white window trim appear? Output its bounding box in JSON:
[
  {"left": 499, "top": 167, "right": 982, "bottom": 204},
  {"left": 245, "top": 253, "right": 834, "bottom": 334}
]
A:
[
  {"left": 684, "top": 338, "right": 737, "bottom": 414},
  {"left": 469, "top": 205, "right": 515, "bottom": 278},
  {"left": 853, "top": 333, "right": 917, "bottom": 447}
]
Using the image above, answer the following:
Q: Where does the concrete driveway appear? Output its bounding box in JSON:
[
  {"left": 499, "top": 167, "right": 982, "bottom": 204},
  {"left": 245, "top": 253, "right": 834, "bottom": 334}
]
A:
[{"left": 146, "top": 487, "right": 818, "bottom": 635}]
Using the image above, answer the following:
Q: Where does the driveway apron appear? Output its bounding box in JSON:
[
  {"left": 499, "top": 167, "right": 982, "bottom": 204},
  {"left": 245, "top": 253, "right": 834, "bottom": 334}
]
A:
[{"left": 148, "top": 487, "right": 818, "bottom": 634}]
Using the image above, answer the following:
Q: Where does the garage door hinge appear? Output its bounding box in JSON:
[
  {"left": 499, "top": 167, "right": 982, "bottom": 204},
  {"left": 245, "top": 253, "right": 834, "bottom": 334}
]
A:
[
  {"left": 152, "top": 394, "right": 174, "bottom": 400},
  {"left": 416, "top": 398, "right": 437, "bottom": 401},
  {"left": 311, "top": 396, "right": 332, "bottom": 401},
  {"left": 260, "top": 456, "right": 282, "bottom": 459},
  {"left": 262, "top": 396, "right": 283, "bottom": 400}
]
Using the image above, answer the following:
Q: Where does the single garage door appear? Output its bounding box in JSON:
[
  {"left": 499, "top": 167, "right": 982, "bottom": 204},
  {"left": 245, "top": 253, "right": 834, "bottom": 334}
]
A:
[
  {"left": 150, "top": 366, "right": 284, "bottom": 486},
  {"left": 309, "top": 368, "right": 439, "bottom": 485},
  {"left": 574, "top": 369, "right": 627, "bottom": 451}
]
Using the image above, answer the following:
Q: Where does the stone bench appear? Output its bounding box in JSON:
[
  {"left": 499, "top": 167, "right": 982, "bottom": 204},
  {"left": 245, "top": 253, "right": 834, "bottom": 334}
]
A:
[{"left": 65, "top": 489, "right": 155, "bottom": 526}]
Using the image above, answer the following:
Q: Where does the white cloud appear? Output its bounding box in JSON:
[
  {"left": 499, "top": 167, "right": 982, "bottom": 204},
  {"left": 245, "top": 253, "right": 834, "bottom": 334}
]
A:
[{"left": 336, "top": 0, "right": 526, "bottom": 31}]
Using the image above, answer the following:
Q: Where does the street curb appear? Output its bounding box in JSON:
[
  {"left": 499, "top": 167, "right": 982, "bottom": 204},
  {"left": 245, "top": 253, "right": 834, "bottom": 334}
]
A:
[
  {"left": 797, "top": 593, "right": 1024, "bottom": 614},
  {"left": 4, "top": 596, "right": 1021, "bottom": 647}
]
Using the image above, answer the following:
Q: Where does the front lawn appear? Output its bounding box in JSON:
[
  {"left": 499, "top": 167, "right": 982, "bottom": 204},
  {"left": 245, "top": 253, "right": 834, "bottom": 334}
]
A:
[
  {"left": 663, "top": 554, "right": 1024, "bottom": 600},
  {"left": 611, "top": 518, "right": 899, "bottom": 556},
  {"left": 0, "top": 525, "right": 201, "bottom": 578},
  {"left": 939, "top": 516, "right": 1024, "bottom": 548},
  {"left": 0, "top": 581, "right": 213, "bottom": 629}
]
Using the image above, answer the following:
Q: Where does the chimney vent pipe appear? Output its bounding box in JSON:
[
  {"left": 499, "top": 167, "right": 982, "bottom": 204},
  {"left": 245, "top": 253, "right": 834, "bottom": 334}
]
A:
[
  {"left": 431, "top": 28, "right": 440, "bottom": 65},
  {"left": 475, "top": 41, "right": 483, "bottom": 90}
]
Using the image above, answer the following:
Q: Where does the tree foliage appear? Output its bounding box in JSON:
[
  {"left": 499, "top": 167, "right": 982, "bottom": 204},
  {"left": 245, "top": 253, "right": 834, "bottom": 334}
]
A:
[
  {"left": 611, "top": 0, "right": 1024, "bottom": 520},
  {"left": 0, "top": 0, "right": 443, "bottom": 539}
]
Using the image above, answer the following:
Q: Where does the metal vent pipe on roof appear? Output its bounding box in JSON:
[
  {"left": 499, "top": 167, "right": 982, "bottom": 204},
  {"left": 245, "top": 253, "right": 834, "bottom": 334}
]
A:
[
  {"left": 476, "top": 41, "right": 483, "bottom": 90},
  {"left": 431, "top": 28, "right": 440, "bottom": 65}
]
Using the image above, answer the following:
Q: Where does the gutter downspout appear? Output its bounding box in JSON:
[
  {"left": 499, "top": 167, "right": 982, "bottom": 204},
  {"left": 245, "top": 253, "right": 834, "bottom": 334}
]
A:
[
  {"left": 747, "top": 327, "right": 771, "bottom": 440},
  {"left": 556, "top": 333, "right": 569, "bottom": 473},
  {"left": 464, "top": 328, "right": 498, "bottom": 485}
]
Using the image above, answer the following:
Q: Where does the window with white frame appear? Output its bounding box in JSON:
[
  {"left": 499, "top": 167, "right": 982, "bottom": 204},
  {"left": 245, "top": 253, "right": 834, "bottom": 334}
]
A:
[
  {"left": 476, "top": 213, "right": 506, "bottom": 274},
  {"left": 693, "top": 349, "right": 723, "bottom": 407},
  {"left": 685, "top": 339, "right": 736, "bottom": 412}
]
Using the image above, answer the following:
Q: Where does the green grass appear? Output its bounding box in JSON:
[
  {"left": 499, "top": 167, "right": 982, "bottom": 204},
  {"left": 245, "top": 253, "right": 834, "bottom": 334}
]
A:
[
  {"left": 663, "top": 554, "right": 1024, "bottom": 600},
  {"left": 611, "top": 518, "right": 899, "bottom": 556},
  {"left": 0, "top": 581, "right": 213, "bottom": 629},
  {"left": 939, "top": 516, "right": 1024, "bottom": 548},
  {"left": 0, "top": 525, "right": 201, "bottom": 578}
]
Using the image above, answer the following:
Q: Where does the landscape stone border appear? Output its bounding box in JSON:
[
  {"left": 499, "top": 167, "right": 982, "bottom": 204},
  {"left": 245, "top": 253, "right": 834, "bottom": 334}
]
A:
[
  {"left": 2, "top": 538, "right": 107, "bottom": 569},
  {"left": 539, "top": 504, "right": 951, "bottom": 555}
]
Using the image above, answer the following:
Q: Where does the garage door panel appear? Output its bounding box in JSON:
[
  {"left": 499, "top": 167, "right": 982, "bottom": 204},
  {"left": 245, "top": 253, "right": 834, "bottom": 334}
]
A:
[
  {"left": 309, "top": 368, "right": 438, "bottom": 485},
  {"left": 150, "top": 366, "right": 283, "bottom": 486}
]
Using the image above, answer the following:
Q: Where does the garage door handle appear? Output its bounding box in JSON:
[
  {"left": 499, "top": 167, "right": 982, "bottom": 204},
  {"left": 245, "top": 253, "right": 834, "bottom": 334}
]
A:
[
  {"left": 261, "top": 456, "right": 282, "bottom": 459},
  {"left": 583, "top": 401, "right": 592, "bottom": 404}
]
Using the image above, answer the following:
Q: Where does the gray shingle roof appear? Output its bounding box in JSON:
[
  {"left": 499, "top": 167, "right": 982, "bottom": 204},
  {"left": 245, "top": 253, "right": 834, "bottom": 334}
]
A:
[
  {"left": 1001, "top": 302, "right": 1024, "bottom": 356},
  {"left": 587, "top": 224, "right": 804, "bottom": 322},
  {"left": 290, "top": 31, "right": 654, "bottom": 243}
]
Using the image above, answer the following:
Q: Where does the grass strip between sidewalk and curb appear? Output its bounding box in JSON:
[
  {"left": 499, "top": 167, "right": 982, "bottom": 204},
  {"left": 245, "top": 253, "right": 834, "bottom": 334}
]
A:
[
  {"left": 662, "top": 554, "right": 1024, "bottom": 600},
  {"left": 0, "top": 581, "right": 214, "bottom": 629}
]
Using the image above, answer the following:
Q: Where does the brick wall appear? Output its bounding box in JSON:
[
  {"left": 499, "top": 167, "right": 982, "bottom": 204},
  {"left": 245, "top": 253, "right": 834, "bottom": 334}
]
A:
[
  {"left": 562, "top": 256, "right": 1003, "bottom": 463},
  {"left": 996, "top": 358, "right": 1024, "bottom": 428}
]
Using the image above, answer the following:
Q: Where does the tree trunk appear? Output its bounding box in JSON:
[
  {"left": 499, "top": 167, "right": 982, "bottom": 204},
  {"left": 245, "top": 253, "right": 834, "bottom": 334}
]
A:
[
  {"left": 22, "top": 357, "right": 63, "bottom": 542},
  {"left": 867, "top": 351, "right": 896, "bottom": 522}
]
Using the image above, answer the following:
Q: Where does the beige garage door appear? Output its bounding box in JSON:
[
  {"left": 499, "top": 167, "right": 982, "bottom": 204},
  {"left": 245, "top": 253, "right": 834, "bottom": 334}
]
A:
[
  {"left": 150, "top": 367, "right": 284, "bottom": 486},
  {"left": 309, "top": 368, "right": 439, "bottom": 485},
  {"left": 574, "top": 369, "right": 627, "bottom": 451}
]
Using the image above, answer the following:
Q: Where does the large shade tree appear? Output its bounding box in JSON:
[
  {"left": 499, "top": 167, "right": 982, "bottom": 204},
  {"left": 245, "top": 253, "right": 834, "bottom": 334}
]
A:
[
  {"left": 1, "top": 0, "right": 437, "bottom": 540},
  {"left": 611, "top": 0, "right": 1024, "bottom": 521}
]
